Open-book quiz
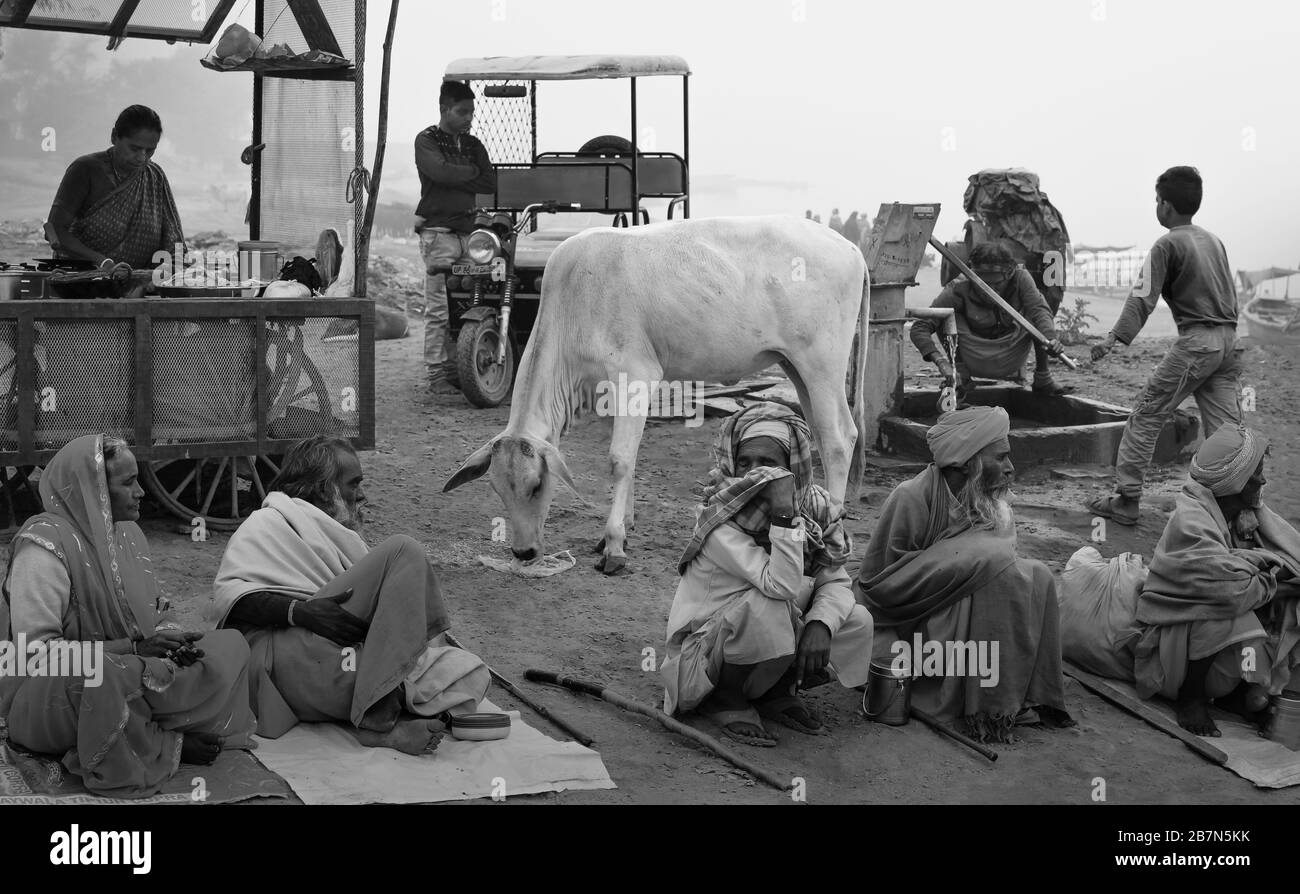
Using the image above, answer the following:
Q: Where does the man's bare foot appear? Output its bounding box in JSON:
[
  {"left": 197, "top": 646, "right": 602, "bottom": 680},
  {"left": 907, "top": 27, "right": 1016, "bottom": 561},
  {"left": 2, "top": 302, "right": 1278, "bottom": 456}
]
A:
[
  {"left": 181, "top": 732, "right": 223, "bottom": 765},
  {"left": 358, "top": 688, "right": 404, "bottom": 733},
  {"left": 355, "top": 717, "right": 447, "bottom": 755},
  {"left": 1215, "top": 682, "right": 1271, "bottom": 727},
  {"left": 1176, "top": 696, "right": 1220, "bottom": 736}
]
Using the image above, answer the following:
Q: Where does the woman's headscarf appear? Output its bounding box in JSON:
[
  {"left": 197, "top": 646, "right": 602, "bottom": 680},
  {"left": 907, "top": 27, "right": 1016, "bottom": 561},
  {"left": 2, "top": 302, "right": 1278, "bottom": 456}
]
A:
[
  {"left": 678, "top": 402, "right": 852, "bottom": 576},
  {"left": 1, "top": 434, "right": 159, "bottom": 642}
]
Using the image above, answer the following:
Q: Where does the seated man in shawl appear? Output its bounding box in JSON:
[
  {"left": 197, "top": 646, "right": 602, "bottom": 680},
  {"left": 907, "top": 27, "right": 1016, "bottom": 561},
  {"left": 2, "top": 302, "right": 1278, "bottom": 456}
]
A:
[
  {"left": 46, "top": 104, "right": 184, "bottom": 289},
  {"left": 911, "top": 243, "right": 1070, "bottom": 401},
  {"left": 1132, "top": 423, "right": 1300, "bottom": 736},
  {"left": 0, "top": 435, "right": 254, "bottom": 799},
  {"left": 661, "top": 403, "right": 874, "bottom": 747},
  {"left": 855, "top": 406, "right": 1073, "bottom": 742},
  {"left": 210, "top": 435, "right": 489, "bottom": 756}
]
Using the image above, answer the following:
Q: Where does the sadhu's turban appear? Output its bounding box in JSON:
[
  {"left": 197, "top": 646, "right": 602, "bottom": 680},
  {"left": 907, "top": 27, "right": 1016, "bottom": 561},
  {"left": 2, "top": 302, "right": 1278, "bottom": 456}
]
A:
[
  {"left": 926, "top": 405, "right": 1011, "bottom": 469},
  {"left": 1190, "top": 423, "right": 1267, "bottom": 497}
]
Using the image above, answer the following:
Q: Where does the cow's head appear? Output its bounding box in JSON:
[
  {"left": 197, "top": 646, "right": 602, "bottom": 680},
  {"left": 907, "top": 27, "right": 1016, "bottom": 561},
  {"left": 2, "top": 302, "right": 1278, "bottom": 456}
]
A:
[{"left": 443, "top": 434, "right": 582, "bottom": 561}]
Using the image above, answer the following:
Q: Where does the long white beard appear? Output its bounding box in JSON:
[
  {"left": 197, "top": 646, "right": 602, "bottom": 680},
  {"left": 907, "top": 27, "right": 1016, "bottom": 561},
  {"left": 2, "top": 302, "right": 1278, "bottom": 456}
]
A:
[{"left": 332, "top": 495, "right": 364, "bottom": 534}]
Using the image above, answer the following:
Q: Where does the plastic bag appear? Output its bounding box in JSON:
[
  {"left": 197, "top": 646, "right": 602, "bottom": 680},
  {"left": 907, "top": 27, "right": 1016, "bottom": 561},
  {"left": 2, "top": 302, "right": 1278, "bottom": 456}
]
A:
[{"left": 1058, "top": 546, "right": 1146, "bottom": 680}]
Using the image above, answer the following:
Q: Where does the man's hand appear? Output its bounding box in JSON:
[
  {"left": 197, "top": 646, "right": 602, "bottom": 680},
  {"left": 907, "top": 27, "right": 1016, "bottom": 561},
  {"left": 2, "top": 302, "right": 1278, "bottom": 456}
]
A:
[
  {"left": 1091, "top": 333, "right": 1119, "bottom": 362},
  {"left": 296, "top": 590, "right": 369, "bottom": 646},
  {"left": 1045, "top": 338, "right": 1064, "bottom": 357},
  {"left": 796, "top": 621, "right": 832, "bottom": 686},
  {"left": 1234, "top": 507, "right": 1261, "bottom": 541},
  {"left": 763, "top": 475, "right": 796, "bottom": 517},
  {"left": 934, "top": 357, "right": 955, "bottom": 383},
  {"left": 136, "top": 630, "right": 203, "bottom": 661}
]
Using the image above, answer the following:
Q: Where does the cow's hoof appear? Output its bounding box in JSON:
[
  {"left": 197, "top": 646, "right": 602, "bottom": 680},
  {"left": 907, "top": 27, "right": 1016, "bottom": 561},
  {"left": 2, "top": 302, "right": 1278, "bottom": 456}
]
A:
[
  {"left": 592, "top": 537, "right": 607, "bottom": 555},
  {"left": 595, "top": 554, "right": 628, "bottom": 575}
]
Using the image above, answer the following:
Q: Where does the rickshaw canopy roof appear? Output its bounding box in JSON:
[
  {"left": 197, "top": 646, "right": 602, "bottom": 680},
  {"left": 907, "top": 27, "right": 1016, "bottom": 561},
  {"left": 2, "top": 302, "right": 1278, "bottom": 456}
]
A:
[{"left": 445, "top": 54, "right": 691, "bottom": 81}]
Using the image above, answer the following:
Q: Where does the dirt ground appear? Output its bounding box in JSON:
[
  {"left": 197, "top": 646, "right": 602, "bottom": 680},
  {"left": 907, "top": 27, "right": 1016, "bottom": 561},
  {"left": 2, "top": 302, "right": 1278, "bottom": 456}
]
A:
[
  {"left": 4, "top": 230, "right": 1299, "bottom": 803},
  {"left": 130, "top": 301, "right": 1300, "bottom": 806}
]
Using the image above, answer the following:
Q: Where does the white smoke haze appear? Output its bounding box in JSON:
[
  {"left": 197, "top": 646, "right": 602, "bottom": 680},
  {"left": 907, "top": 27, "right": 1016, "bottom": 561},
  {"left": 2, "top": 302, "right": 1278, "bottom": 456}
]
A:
[{"left": 0, "top": 0, "right": 1296, "bottom": 266}]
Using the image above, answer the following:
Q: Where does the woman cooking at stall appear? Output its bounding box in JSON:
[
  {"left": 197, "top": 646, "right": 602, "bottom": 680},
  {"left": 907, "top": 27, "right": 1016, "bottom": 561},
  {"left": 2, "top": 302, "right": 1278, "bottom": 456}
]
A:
[{"left": 45, "top": 104, "right": 184, "bottom": 279}]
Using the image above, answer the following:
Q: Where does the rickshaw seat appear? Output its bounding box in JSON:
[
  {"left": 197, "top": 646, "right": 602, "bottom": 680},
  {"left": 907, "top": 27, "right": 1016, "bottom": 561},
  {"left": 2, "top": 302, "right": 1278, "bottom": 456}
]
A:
[
  {"left": 477, "top": 163, "right": 635, "bottom": 212},
  {"left": 533, "top": 153, "right": 686, "bottom": 197}
]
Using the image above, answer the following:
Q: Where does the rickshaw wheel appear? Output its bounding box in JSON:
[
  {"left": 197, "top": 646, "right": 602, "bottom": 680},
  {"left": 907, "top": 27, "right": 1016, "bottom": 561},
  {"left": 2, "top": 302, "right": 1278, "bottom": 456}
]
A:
[
  {"left": 141, "top": 454, "right": 284, "bottom": 532},
  {"left": 456, "top": 318, "right": 515, "bottom": 408}
]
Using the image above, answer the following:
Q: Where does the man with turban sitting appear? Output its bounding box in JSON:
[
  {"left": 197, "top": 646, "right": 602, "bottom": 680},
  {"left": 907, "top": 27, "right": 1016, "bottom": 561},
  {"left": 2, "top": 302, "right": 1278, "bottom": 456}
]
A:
[
  {"left": 1133, "top": 423, "right": 1300, "bottom": 736},
  {"left": 661, "top": 403, "right": 874, "bottom": 747},
  {"left": 854, "top": 406, "right": 1073, "bottom": 742}
]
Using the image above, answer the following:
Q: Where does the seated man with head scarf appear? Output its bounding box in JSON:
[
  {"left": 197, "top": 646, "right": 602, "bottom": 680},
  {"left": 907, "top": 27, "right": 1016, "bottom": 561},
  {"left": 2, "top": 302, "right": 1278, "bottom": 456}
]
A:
[
  {"left": 854, "top": 406, "right": 1072, "bottom": 742},
  {"left": 1133, "top": 423, "right": 1300, "bottom": 736},
  {"left": 1, "top": 434, "right": 255, "bottom": 798},
  {"left": 209, "top": 435, "right": 489, "bottom": 756},
  {"left": 661, "top": 403, "right": 874, "bottom": 747}
]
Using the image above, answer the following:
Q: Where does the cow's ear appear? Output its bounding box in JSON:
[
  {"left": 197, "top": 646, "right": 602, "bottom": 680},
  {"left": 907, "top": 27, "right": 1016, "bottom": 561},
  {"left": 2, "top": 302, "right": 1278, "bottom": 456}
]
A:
[
  {"left": 443, "top": 439, "right": 495, "bottom": 492},
  {"left": 539, "top": 442, "right": 587, "bottom": 504}
]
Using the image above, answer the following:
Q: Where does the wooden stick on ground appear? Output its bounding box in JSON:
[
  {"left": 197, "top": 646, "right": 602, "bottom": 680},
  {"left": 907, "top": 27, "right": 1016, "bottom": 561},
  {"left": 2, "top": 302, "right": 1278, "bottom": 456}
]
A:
[
  {"left": 525, "top": 669, "right": 791, "bottom": 792},
  {"left": 1064, "top": 661, "right": 1228, "bottom": 765},
  {"left": 444, "top": 633, "right": 595, "bottom": 747},
  {"left": 910, "top": 706, "right": 999, "bottom": 762}
]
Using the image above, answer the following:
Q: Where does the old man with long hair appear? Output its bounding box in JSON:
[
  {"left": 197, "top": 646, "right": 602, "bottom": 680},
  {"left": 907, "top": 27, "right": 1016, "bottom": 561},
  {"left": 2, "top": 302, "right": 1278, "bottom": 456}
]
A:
[
  {"left": 854, "top": 406, "right": 1072, "bottom": 742},
  {"left": 210, "top": 436, "right": 488, "bottom": 755}
]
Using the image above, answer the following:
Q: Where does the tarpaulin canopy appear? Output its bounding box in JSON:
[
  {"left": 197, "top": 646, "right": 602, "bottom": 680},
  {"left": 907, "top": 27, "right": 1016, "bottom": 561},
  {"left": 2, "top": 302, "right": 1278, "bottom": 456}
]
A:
[
  {"left": 0, "top": 0, "right": 235, "bottom": 43},
  {"left": 1238, "top": 267, "right": 1300, "bottom": 290},
  {"left": 445, "top": 54, "right": 691, "bottom": 81}
]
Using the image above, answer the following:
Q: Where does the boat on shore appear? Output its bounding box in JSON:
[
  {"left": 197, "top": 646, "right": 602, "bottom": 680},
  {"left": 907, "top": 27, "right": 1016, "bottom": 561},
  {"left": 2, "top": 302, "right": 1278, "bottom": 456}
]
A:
[{"left": 1242, "top": 295, "right": 1300, "bottom": 346}]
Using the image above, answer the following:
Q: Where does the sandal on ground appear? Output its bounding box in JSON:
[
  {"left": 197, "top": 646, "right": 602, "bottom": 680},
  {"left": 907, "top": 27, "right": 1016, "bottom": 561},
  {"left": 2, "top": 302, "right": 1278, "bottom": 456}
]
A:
[
  {"left": 707, "top": 708, "right": 778, "bottom": 748},
  {"left": 1086, "top": 493, "right": 1139, "bottom": 526},
  {"left": 757, "top": 695, "right": 827, "bottom": 736}
]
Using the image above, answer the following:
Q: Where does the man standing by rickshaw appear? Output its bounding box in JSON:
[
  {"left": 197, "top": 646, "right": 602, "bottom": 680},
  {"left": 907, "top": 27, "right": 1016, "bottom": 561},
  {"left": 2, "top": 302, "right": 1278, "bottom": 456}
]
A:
[{"left": 415, "top": 81, "right": 496, "bottom": 394}]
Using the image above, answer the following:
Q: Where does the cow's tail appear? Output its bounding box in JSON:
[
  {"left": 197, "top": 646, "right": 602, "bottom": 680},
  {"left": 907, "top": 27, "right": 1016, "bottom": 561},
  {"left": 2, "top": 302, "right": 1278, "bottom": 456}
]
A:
[{"left": 848, "top": 272, "right": 870, "bottom": 501}]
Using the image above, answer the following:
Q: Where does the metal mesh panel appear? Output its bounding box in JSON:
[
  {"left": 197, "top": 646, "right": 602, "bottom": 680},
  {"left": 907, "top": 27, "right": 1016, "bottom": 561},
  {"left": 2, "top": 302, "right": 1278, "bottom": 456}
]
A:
[
  {"left": 265, "top": 316, "right": 359, "bottom": 439},
  {"left": 35, "top": 319, "right": 134, "bottom": 448},
  {"left": 259, "top": 78, "right": 356, "bottom": 257},
  {"left": 471, "top": 81, "right": 534, "bottom": 165},
  {"left": 0, "top": 320, "right": 18, "bottom": 452},
  {"left": 264, "top": 0, "right": 355, "bottom": 53},
  {"left": 151, "top": 319, "right": 257, "bottom": 443},
  {"left": 6, "top": 0, "right": 222, "bottom": 39},
  {"left": 18, "top": 0, "right": 120, "bottom": 26}
]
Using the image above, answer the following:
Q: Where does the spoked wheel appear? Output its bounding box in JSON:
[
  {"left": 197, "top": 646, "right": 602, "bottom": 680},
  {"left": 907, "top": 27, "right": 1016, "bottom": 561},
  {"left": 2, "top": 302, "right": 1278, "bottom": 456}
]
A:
[
  {"left": 0, "top": 465, "right": 42, "bottom": 530},
  {"left": 141, "top": 454, "right": 283, "bottom": 531},
  {"left": 456, "top": 317, "right": 515, "bottom": 408}
]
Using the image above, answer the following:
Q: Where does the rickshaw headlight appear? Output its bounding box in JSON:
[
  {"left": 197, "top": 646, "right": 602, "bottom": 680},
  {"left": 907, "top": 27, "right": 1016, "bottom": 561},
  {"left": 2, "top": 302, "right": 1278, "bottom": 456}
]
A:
[{"left": 466, "top": 230, "right": 501, "bottom": 264}]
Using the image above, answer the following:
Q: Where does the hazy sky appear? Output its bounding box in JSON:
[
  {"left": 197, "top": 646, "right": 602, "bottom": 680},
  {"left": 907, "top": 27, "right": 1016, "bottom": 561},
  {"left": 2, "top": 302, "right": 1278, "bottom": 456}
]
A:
[{"left": 2, "top": 0, "right": 1297, "bottom": 268}]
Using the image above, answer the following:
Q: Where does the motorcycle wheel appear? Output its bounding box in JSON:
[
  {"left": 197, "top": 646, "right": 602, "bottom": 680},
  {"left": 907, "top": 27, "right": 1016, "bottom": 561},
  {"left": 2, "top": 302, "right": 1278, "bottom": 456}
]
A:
[{"left": 456, "top": 316, "right": 514, "bottom": 408}]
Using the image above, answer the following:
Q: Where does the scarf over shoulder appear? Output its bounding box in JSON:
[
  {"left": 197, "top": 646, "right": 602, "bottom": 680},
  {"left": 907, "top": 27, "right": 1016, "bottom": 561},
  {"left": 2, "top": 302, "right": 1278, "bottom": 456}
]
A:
[
  {"left": 1, "top": 433, "right": 159, "bottom": 643},
  {"left": 678, "top": 402, "right": 851, "bottom": 576},
  {"left": 853, "top": 465, "right": 1018, "bottom": 634},
  {"left": 1136, "top": 480, "right": 1300, "bottom": 627},
  {"left": 209, "top": 492, "right": 369, "bottom": 627}
]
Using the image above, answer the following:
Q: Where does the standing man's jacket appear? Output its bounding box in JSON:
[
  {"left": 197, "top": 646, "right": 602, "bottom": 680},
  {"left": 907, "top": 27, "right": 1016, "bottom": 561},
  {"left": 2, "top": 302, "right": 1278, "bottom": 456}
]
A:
[{"left": 414, "top": 126, "right": 497, "bottom": 234}]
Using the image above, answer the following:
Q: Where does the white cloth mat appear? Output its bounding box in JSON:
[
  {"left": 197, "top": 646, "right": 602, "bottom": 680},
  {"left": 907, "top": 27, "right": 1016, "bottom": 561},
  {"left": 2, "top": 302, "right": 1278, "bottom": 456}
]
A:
[
  {"left": 1105, "top": 679, "right": 1300, "bottom": 788},
  {"left": 251, "top": 699, "right": 615, "bottom": 804}
]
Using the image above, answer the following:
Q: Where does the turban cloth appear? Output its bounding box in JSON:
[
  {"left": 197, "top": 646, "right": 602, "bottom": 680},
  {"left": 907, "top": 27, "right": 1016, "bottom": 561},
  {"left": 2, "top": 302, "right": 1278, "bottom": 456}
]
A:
[
  {"left": 926, "top": 405, "right": 1011, "bottom": 468},
  {"left": 1190, "top": 423, "right": 1268, "bottom": 497}
]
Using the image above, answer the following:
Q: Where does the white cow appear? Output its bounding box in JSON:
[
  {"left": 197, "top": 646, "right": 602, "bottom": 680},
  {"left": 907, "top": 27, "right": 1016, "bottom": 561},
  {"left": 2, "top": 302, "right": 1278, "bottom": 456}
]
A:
[{"left": 444, "top": 215, "right": 869, "bottom": 575}]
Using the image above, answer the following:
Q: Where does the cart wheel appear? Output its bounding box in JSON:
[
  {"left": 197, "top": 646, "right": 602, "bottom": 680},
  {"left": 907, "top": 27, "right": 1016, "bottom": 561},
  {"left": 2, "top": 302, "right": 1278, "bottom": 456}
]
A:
[
  {"left": 0, "top": 465, "right": 41, "bottom": 530},
  {"left": 141, "top": 454, "right": 283, "bottom": 531},
  {"left": 456, "top": 317, "right": 514, "bottom": 408}
]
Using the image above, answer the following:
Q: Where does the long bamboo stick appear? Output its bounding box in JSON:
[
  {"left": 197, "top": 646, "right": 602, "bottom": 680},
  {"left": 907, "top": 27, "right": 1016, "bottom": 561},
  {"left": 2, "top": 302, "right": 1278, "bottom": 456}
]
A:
[{"left": 525, "top": 669, "right": 791, "bottom": 792}]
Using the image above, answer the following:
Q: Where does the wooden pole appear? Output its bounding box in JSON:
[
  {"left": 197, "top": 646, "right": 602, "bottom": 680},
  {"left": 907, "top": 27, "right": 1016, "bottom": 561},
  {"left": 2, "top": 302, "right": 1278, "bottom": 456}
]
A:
[
  {"left": 910, "top": 706, "right": 998, "bottom": 762},
  {"left": 442, "top": 632, "right": 595, "bottom": 747},
  {"left": 526, "top": 669, "right": 791, "bottom": 792},
  {"left": 355, "top": 0, "right": 398, "bottom": 300},
  {"left": 928, "top": 236, "right": 1080, "bottom": 370},
  {"left": 1064, "top": 661, "right": 1228, "bottom": 765}
]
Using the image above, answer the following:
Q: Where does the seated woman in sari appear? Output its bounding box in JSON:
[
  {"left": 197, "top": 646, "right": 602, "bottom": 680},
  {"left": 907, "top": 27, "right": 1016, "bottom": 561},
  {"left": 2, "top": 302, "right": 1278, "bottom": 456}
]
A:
[
  {"left": 0, "top": 435, "right": 254, "bottom": 799},
  {"left": 46, "top": 104, "right": 184, "bottom": 285}
]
